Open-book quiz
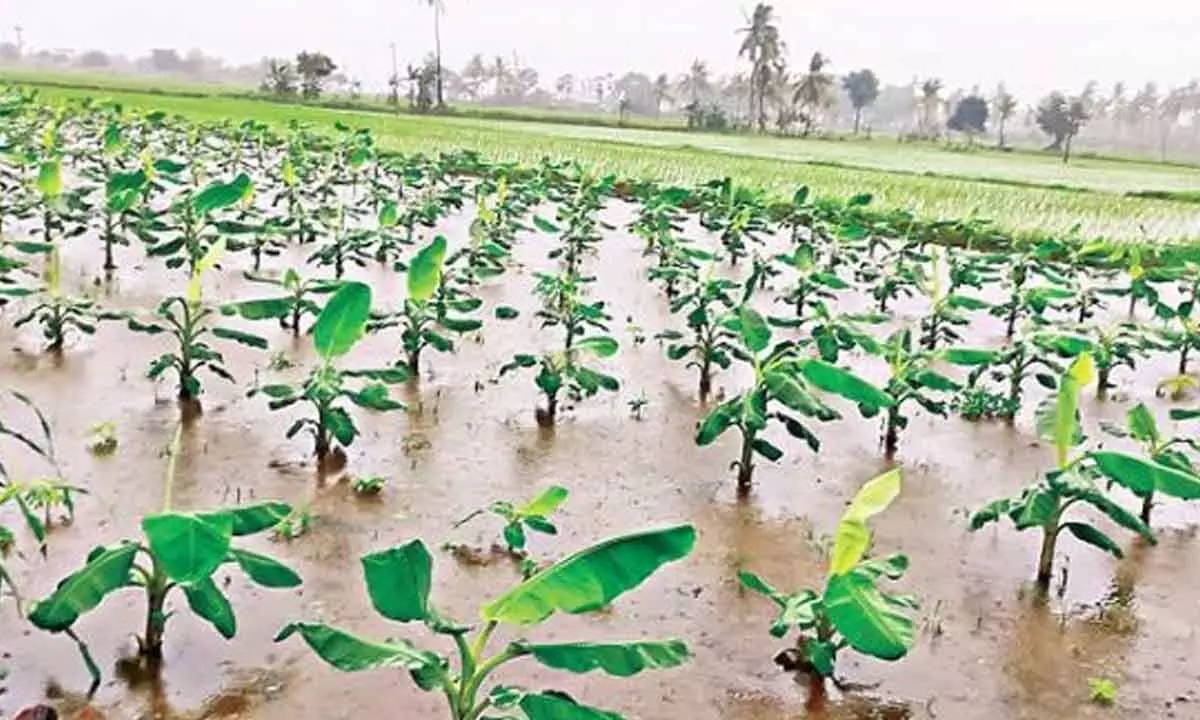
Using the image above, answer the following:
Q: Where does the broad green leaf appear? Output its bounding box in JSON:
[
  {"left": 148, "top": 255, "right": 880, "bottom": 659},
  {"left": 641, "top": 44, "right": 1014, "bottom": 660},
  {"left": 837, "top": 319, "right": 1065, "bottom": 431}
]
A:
[
  {"left": 142, "top": 513, "right": 233, "bottom": 584},
  {"left": 1090, "top": 451, "right": 1200, "bottom": 500},
  {"left": 212, "top": 326, "right": 268, "bottom": 349},
  {"left": 219, "top": 502, "right": 293, "bottom": 536},
  {"left": 407, "top": 236, "right": 447, "bottom": 302},
  {"left": 523, "top": 640, "right": 689, "bottom": 677},
  {"left": 313, "top": 282, "right": 372, "bottom": 359},
  {"left": 829, "top": 468, "right": 902, "bottom": 578},
  {"left": 275, "top": 622, "right": 443, "bottom": 674},
  {"left": 187, "top": 238, "right": 226, "bottom": 304},
  {"left": 378, "top": 200, "right": 398, "bottom": 228},
  {"left": 736, "top": 306, "right": 770, "bottom": 353},
  {"left": 36, "top": 158, "right": 62, "bottom": 198},
  {"left": 696, "top": 400, "right": 739, "bottom": 445},
  {"left": 226, "top": 298, "right": 292, "bottom": 320},
  {"left": 1062, "top": 522, "right": 1123, "bottom": 559},
  {"left": 229, "top": 548, "right": 302, "bottom": 588},
  {"left": 183, "top": 576, "right": 237, "bottom": 638},
  {"left": 361, "top": 540, "right": 432, "bottom": 623},
  {"left": 482, "top": 525, "right": 695, "bottom": 625},
  {"left": 798, "top": 359, "right": 894, "bottom": 410},
  {"left": 1044, "top": 354, "right": 1094, "bottom": 468},
  {"left": 574, "top": 336, "right": 619, "bottom": 358},
  {"left": 518, "top": 486, "right": 569, "bottom": 518},
  {"left": 823, "top": 571, "right": 915, "bottom": 661},
  {"left": 193, "top": 174, "right": 253, "bottom": 214},
  {"left": 28, "top": 544, "right": 138, "bottom": 631},
  {"left": 1126, "top": 404, "right": 1159, "bottom": 444},
  {"left": 941, "top": 348, "right": 996, "bottom": 367},
  {"left": 519, "top": 693, "right": 623, "bottom": 720}
]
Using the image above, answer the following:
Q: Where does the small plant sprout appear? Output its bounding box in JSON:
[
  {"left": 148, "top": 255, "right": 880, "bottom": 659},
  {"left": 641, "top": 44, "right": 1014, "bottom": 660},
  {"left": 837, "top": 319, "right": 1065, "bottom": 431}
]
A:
[
  {"left": 628, "top": 393, "right": 649, "bottom": 420},
  {"left": 250, "top": 282, "right": 409, "bottom": 465},
  {"left": 225, "top": 268, "right": 341, "bottom": 336},
  {"left": 740, "top": 469, "right": 917, "bottom": 694},
  {"left": 352, "top": 475, "right": 387, "bottom": 496},
  {"left": 453, "top": 486, "right": 569, "bottom": 556},
  {"left": 86, "top": 421, "right": 119, "bottom": 456},
  {"left": 696, "top": 306, "right": 893, "bottom": 494},
  {"left": 969, "top": 355, "right": 1193, "bottom": 592},
  {"left": 1088, "top": 677, "right": 1118, "bottom": 706},
  {"left": 278, "top": 523, "right": 695, "bottom": 720},
  {"left": 28, "top": 426, "right": 301, "bottom": 692},
  {"left": 125, "top": 239, "right": 268, "bottom": 403}
]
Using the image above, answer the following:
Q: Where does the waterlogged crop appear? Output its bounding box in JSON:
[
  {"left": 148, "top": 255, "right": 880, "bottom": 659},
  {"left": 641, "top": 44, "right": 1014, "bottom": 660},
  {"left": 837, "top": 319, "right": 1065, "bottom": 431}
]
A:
[
  {"left": 696, "top": 306, "right": 892, "bottom": 494},
  {"left": 251, "top": 282, "right": 408, "bottom": 464},
  {"left": 28, "top": 427, "right": 300, "bottom": 691},
  {"left": 453, "top": 486, "right": 569, "bottom": 556},
  {"left": 740, "top": 469, "right": 917, "bottom": 692},
  {"left": 225, "top": 268, "right": 340, "bottom": 336},
  {"left": 278, "top": 524, "right": 696, "bottom": 720}
]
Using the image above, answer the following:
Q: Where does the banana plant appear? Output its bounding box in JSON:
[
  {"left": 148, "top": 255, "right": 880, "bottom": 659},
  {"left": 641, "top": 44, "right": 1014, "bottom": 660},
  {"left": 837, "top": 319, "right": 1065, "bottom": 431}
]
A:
[
  {"left": 372, "top": 236, "right": 482, "bottom": 375},
  {"left": 452, "top": 486, "right": 569, "bottom": 557},
  {"left": 499, "top": 272, "right": 620, "bottom": 426},
  {"left": 148, "top": 173, "right": 254, "bottom": 274},
  {"left": 223, "top": 268, "right": 341, "bottom": 337},
  {"left": 124, "top": 239, "right": 267, "bottom": 402},
  {"left": 774, "top": 245, "right": 848, "bottom": 323},
  {"left": 277, "top": 524, "right": 695, "bottom": 720},
  {"left": 1036, "top": 324, "right": 1148, "bottom": 397},
  {"left": 740, "top": 469, "right": 916, "bottom": 693},
  {"left": 1098, "top": 403, "right": 1200, "bottom": 523},
  {"left": 918, "top": 250, "right": 989, "bottom": 351},
  {"left": 250, "top": 282, "right": 409, "bottom": 463},
  {"left": 957, "top": 335, "right": 1063, "bottom": 422},
  {"left": 13, "top": 247, "right": 110, "bottom": 352},
  {"left": 861, "top": 257, "right": 925, "bottom": 314},
  {"left": 27, "top": 426, "right": 300, "bottom": 693},
  {"left": 878, "top": 329, "right": 963, "bottom": 457},
  {"left": 655, "top": 267, "right": 740, "bottom": 400},
  {"left": 97, "top": 167, "right": 147, "bottom": 273},
  {"left": 696, "top": 306, "right": 893, "bottom": 494},
  {"left": 970, "top": 355, "right": 1160, "bottom": 592}
]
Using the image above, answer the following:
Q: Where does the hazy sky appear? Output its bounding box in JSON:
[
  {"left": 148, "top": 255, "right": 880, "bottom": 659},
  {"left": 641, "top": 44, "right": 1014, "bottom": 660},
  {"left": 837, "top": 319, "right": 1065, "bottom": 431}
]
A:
[{"left": 6, "top": 0, "right": 1199, "bottom": 101}]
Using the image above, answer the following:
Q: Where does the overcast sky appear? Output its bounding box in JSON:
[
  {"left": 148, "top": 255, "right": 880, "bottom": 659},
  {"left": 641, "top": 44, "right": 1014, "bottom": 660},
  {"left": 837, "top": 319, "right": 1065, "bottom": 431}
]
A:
[{"left": 6, "top": 0, "right": 1199, "bottom": 101}]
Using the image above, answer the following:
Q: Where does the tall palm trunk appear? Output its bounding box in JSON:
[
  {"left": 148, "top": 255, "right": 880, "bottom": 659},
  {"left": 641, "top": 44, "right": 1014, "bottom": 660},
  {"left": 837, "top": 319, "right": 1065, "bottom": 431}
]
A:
[{"left": 433, "top": 7, "right": 445, "bottom": 107}]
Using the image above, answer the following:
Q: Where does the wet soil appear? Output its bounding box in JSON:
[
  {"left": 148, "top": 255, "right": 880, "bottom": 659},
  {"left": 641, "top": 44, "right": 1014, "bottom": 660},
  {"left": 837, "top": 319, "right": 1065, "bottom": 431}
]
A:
[{"left": 1, "top": 203, "right": 1199, "bottom": 720}]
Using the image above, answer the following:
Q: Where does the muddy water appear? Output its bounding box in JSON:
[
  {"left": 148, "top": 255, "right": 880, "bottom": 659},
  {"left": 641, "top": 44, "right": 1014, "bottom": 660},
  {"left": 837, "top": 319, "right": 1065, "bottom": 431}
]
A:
[{"left": 1, "top": 201, "right": 1199, "bottom": 720}]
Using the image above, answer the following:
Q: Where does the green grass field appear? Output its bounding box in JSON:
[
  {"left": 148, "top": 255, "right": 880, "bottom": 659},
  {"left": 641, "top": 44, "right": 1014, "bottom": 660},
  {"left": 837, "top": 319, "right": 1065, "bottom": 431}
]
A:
[{"left": 7, "top": 71, "right": 1200, "bottom": 245}]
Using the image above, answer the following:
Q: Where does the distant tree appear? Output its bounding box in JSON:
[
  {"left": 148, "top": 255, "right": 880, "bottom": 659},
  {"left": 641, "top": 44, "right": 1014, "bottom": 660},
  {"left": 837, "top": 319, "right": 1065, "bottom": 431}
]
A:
[
  {"left": 76, "top": 50, "right": 111, "bottom": 69},
  {"left": 591, "top": 74, "right": 610, "bottom": 105},
  {"left": 514, "top": 66, "right": 539, "bottom": 101},
  {"left": 947, "top": 95, "right": 989, "bottom": 145},
  {"left": 919, "top": 78, "right": 943, "bottom": 138},
  {"left": 295, "top": 51, "right": 337, "bottom": 100},
  {"left": 1036, "top": 91, "right": 1090, "bottom": 163},
  {"left": 148, "top": 48, "right": 185, "bottom": 74},
  {"left": 653, "top": 73, "right": 672, "bottom": 116},
  {"left": 679, "top": 59, "right": 711, "bottom": 105},
  {"left": 738, "top": 3, "right": 785, "bottom": 132},
  {"left": 991, "top": 83, "right": 1018, "bottom": 148},
  {"left": 460, "top": 54, "right": 487, "bottom": 101},
  {"left": 388, "top": 70, "right": 402, "bottom": 107},
  {"left": 262, "top": 59, "right": 299, "bottom": 98},
  {"left": 1158, "top": 86, "right": 1189, "bottom": 161},
  {"left": 555, "top": 74, "right": 575, "bottom": 100},
  {"left": 419, "top": 0, "right": 446, "bottom": 107},
  {"left": 842, "top": 68, "right": 879, "bottom": 135},
  {"left": 792, "top": 52, "right": 834, "bottom": 137},
  {"left": 490, "top": 56, "right": 511, "bottom": 100},
  {"left": 618, "top": 95, "right": 631, "bottom": 124}
]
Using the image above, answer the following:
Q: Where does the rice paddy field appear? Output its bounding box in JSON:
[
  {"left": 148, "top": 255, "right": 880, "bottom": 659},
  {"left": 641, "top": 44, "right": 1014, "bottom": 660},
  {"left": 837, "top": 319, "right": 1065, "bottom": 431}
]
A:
[{"left": 7, "top": 71, "right": 1200, "bottom": 245}]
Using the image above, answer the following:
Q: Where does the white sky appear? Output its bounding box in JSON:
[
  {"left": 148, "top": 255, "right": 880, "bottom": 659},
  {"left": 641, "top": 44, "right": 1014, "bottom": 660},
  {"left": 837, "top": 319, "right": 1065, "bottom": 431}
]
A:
[{"left": 5, "top": 0, "right": 1199, "bottom": 101}]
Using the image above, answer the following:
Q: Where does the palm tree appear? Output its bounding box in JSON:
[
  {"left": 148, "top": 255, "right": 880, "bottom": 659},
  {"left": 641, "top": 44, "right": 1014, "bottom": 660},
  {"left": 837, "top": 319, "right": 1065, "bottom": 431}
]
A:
[
  {"left": 419, "top": 0, "right": 446, "bottom": 108},
  {"left": 992, "top": 83, "right": 1018, "bottom": 148},
  {"left": 793, "top": 52, "right": 834, "bottom": 137},
  {"left": 920, "top": 78, "right": 943, "bottom": 138},
  {"left": 679, "top": 59, "right": 711, "bottom": 106},
  {"left": 737, "top": 3, "right": 785, "bottom": 132},
  {"left": 652, "top": 73, "right": 672, "bottom": 116}
]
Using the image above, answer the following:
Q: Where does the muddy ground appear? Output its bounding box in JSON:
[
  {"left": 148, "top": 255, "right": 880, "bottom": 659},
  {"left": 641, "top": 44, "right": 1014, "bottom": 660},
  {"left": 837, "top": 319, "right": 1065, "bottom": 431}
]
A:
[{"left": 1, "top": 202, "right": 1198, "bottom": 720}]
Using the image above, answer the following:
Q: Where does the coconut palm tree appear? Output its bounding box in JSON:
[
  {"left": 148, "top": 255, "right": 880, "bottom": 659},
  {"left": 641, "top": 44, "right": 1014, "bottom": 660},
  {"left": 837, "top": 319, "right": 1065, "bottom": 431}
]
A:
[
  {"left": 652, "top": 73, "right": 673, "bottom": 116},
  {"left": 992, "top": 83, "right": 1018, "bottom": 148},
  {"left": 920, "top": 78, "right": 943, "bottom": 138},
  {"left": 679, "top": 59, "right": 711, "bottom": 106},
  {"left": 793, "top": 52, "right": 834, "bottom": 137},
  {"left": 737, "top": 3, "right": 785, "bottom": 132},
  {"left": 419, "top": 0, "right": 446, "bottom": 108}
]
